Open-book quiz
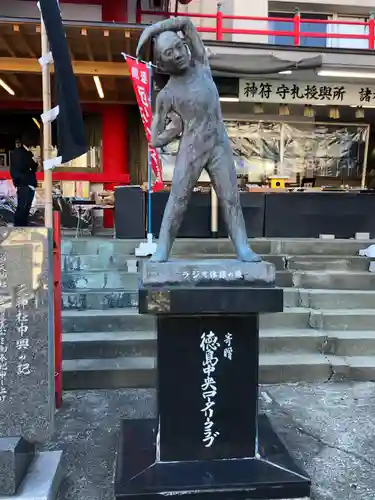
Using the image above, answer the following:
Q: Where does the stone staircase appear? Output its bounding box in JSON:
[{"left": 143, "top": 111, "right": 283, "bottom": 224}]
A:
[{"left": 61, "top": 237, "right": 375, "bottom": 389}]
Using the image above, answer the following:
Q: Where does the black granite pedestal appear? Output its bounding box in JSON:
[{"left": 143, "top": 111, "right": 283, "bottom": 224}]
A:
[{"left": 114, "top": 260, "right": 311, "bottom": 500}]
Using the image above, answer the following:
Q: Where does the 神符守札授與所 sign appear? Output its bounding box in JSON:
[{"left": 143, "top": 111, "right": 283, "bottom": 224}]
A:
[{"left": 239, "top": 78, "right": 375, "bottom": 107}]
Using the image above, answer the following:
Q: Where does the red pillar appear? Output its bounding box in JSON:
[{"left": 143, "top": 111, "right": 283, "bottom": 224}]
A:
[
  {"left": 101, "top": 0, "right": 128, "bottom": 228},
  {"left": 102, "top": 0, "right": 127, "bottom": 22},
  {"left": 102, "top": 104, "right": 128, "bottom": 228}
]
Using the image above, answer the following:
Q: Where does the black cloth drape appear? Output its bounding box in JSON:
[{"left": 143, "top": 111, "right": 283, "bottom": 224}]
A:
[
  {"left": 209, "top": 54, "right": 323, "bottom": 77},
  {"left": 39, "top": 0, "right": 87, "bottom": 163}
]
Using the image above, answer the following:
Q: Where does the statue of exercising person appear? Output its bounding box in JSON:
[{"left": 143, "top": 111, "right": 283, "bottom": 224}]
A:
[{"left": 137, "top": 17, "right": 261, "bottom": 263}]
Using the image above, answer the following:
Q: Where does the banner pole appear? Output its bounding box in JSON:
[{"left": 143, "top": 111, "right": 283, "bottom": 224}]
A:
[
  {"left": 147, "top": 62, "right": 153, "bottom": 238},
  {"left": 41, "top": 15, "right": 53, "bottom": 229}
]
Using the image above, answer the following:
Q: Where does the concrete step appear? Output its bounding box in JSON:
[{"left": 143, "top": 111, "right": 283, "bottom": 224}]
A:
[
  {"left": 61, "top": 353, "right": 336, "bottom": 389},
  {"left": 298, "top": 289, "right": 375, "bottom": 309},
  {"left": 61, "top": 327, "right": 375, "bottom": 388},
  {"left": 61, "top": 237, "right": 375, "bottom": 257},
  {"left": 259, "top": 353, "right": 375, "bottom": 383},
  {"left": 62, "top": 254, "right": 138, "bottom": 273},
  {"left": 269, "top": 239, "right": 373, "bottom": 256},
  {"left": 340, "top": 357, "right": 375, "bottom": 381},
  {"left": 259, "top": 329, "right": 326, "bottom": 353},
  {"left": 62, "top": 253, "right": 288, "bottom": 271},
  {"left": 62, "top": 308, "right": 310, "bottom": 333},
  {"left": 61, "top": 253, "right": 372, "bottom": 274},
  {"left": 277, "top": 289, "right": 299, "bottom": 307},
  {"left": 63, "top": 287, "right": 375, "bottom": 311},
  {"left": 61, "top": 269, "right": 294, "bottom": 290},
  {"left": 62, "top": 327, "right": 375, "bottom": 359},
  {"left": 292, "top": 271, "right": 375, "bottom": 290},
  {"left": 62, "top": 328, "right": 326, "bottom": 360},
  {"left": 310, "top": 309, "right": 375, "bottom": 331},
  {"left": 325, "top": 331, "right": 375, "bottom": 357},
  {"left": 62, "top": 357, "right": 156, "bottom": 389},
  {"left": 62, "top": 352, "right": 375, "bottom": 387},
  {"left": 259, "top": 353, "right": 333, "bottom": 383},
  {"left": 62, "top": 290, "right": 138, "bottom": 310},
  {"left": 260, "top": 308, "right": 311, "bottom": 329},
  {"left": 287, "top": 255, "right": 371, "bottom": 272},
  {"left": 63, "top": 331, "right": 156, "bottom": 359},
  {"left": 61, "top": 269, "right": 375, "bottom": 292},
  {"left": 62, "top": 287, "right": 298, "bottom": 310},
  {"left": 61, "top": 238, "right": 272, "bottom": 257},
  {"left": 62, "top": 271, "right": 139, "bottom": 291},
  {"left": 62, "top": 309, "right": 155, "bottom": 333}
]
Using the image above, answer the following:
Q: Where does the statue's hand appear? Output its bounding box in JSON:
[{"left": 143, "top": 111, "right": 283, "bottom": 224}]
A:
[
  {"left": 136, "top": 19, "right": 185, "bottom": 58},
  {"left": 166, "top": 112, "right": 183, "bottom": 137}
]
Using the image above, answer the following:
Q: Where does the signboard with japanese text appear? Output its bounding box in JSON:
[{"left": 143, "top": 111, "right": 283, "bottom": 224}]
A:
[
  {"left": 158, "top": 315, "right": 258, "bottom": 461},
  {"left": 239, "top": 79, "right": 375, "bottom": 107},
  {"left": 0, "top": 228, "right": 54, "bottom": 443},
  {"left": 126, "top": 57, "right": 164, "bottom": 192}
]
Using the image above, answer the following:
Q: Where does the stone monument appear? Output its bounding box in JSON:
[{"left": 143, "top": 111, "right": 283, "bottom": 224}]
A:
[
  {"left": 0, "top": 228, "right": 62, "bottom": 499},
  {"left": 114, "top": 18, "right": 310, "bottom": 500}
]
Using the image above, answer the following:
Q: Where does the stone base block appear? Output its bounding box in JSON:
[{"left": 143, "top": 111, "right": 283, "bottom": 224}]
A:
[
  {"left": 0, "top": 451, "right": 63, "bottom": 500},
  {"left": 141, "top": 259, "right": 276, "bottom": 287},
  {"left": 0, "top": 437, "right": 35, "bottom": 495}
]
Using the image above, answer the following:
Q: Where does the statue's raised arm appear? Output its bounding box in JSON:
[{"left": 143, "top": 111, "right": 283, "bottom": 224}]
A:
[{"left": 136, "top": 17, "right": 208, "bottom": 67}]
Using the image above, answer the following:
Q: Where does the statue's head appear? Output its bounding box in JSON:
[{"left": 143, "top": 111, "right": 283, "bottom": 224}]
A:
[{"left": 154, "top": 31, "right": 190, "bottom": 74}]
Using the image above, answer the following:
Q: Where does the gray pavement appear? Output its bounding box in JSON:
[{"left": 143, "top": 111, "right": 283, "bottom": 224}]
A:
[
  {"left": 262, "top": 382, "right": 375, "bottom": 500},
  {"left": 45, "top": 383, "right": 375, "bottom": 500}
]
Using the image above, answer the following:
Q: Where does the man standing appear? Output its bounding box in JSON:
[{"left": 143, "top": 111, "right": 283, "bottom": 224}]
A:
[{"left": 10, "top": 134, "right": 39, "bottom": 227}]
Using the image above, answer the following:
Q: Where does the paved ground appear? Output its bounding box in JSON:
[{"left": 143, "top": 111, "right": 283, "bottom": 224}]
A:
[{"left": 45, "top": 382, "right": 375, "bottom": 500}]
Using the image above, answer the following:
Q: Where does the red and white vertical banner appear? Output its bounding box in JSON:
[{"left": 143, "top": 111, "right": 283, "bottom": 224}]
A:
[{"left": 125, "top": 57, "right": 164, "bottom": 192}]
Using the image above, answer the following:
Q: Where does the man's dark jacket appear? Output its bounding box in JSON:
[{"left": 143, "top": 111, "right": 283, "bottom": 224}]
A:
[{"left": 10, "top": 148, "right": 38, "bottom": 188}]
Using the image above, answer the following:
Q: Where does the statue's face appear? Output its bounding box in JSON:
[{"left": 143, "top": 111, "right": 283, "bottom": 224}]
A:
[{"left": 156, "top": 32, "right": 190, "bottom": 74}]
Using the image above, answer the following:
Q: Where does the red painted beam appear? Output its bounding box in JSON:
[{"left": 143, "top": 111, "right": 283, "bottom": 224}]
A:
[
  {"left": 0, "top": 171, "right": 130, "bottom": 183},
  {"left": 22, "top": 0, "right": 103, "bottom": 4},
  {"left": 0, "top": 101, "right": 104, "bottom": 113}
]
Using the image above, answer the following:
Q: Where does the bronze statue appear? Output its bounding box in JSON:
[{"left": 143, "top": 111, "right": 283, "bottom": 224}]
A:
[{"left": 137, "top": 18, "right": 261, "bottom": 263}]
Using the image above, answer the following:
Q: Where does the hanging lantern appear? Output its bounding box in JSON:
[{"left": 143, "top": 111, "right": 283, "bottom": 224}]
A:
[
  {"left": 329, "top": 107, "right": 340, "bottom": 119},
  {"left": 303, "top": 105, "right": 314, "bottom": 118},
  {"left": 355, "top": 107, "right": 365, "bottom": 119},
  {"left": 279, "top": 104, "right": 290, "bottom": 116},
  {"left": 253, "top": 103, "right": 264, "bottom": 114}
]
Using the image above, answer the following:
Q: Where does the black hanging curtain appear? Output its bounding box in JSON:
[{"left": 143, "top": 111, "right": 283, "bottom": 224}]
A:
[
  {"left": 209, "top": 54, "right": 323, "bottom": 77},
  {"left": 38, "top": 0, "right": 87, "bottom": 163}
]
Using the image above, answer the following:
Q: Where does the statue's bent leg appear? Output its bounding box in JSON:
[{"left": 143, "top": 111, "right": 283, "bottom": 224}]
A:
[
  {"left": 151, "top": 153, "right": 204, "bottom": 262},
  {"left": 207, "top": 143, "right": 261, "bottom": 262}
]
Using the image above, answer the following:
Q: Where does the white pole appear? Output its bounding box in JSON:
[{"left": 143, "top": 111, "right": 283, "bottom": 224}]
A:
[
  {"left": 362, "top": 125, "right": 370, "bottom": 189},
  {"left": 211, "top": 185, "right": 218, "bottom": 236},
  {"left": 279, "top": 122, "right": 285, "bottom": 176},
  {"left": 41, "top": 16, "right": 53, "bottom": 229}
]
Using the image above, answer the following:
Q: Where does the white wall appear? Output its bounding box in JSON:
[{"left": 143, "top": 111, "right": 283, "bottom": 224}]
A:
[
  {"left": 169, "top": 0, "right": 268, "bottom": 43},
  {"left": 0, "top": 0, "right": 102, "bottom": 21},
  {"left": 230, "top": 0, "right": 268, "bottom": 43},
  {"left": 273, "top": 0, "right": 375, "bottom": 11}
]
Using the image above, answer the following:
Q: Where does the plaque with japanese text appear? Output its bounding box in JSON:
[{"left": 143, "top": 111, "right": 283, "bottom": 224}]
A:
[
  {"left": 157, "top": 315, "right": 258, "bottom": 462},
  {"left": 0, "top": 228, "right": 54, "bottom": 443},
  {"left": 239, "top": 78, "right": 375, "bottom": 107}
]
